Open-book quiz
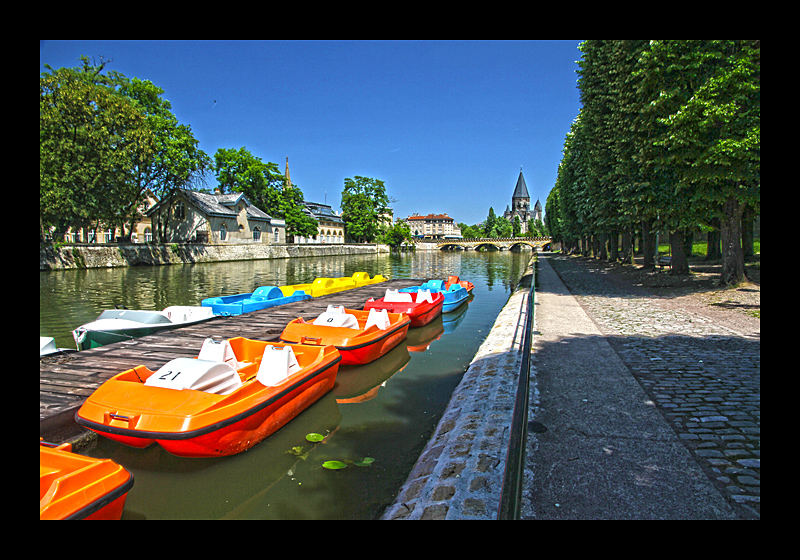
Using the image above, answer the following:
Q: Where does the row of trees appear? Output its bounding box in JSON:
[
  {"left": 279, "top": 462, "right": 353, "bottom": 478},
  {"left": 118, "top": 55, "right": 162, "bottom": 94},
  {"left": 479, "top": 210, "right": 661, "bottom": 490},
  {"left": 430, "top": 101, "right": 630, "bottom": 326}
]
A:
[
  {"left": 40, "top": 57, "right": 406, "bottom": 245},
  {"left": 544, "top": 40, "right": 760, "bottom": 285},
  {"left": 458, "top": 208, "right": 548, "bottom": 239}
]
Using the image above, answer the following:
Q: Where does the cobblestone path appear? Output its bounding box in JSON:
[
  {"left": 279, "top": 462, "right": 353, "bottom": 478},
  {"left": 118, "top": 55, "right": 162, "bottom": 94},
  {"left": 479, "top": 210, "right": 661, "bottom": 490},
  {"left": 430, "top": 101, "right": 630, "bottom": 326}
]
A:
[{"left": 546, "top": 254, "right": 760, "bottom": 519}]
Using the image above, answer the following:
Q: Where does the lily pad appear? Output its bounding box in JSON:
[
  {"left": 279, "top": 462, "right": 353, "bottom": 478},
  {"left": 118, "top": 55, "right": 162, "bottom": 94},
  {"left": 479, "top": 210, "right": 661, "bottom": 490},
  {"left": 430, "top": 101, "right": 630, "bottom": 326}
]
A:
[
  {"left": 306, "top": 433, "right": 325, "bottom": 442},
  {"left": 322, "top": 460, "right": 347, "bottom": 470},
  {"left": 354, "top": 457, "right": 375, "bottom": 467}
]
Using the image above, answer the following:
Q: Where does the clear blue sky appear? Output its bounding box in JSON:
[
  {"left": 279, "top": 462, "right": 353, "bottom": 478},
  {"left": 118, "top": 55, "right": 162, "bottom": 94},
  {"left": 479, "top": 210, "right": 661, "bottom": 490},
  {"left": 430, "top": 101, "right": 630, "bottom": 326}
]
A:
[{"left": 40, "top": 40, "right": 583, "bottom": 227}]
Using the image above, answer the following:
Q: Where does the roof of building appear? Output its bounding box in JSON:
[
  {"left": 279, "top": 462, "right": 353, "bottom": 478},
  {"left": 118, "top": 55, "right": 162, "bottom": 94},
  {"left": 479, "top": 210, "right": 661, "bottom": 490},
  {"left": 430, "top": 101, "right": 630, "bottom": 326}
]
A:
[
  {"left": 406, "top": 213, "right": 454, "bottom": 221},
  {"left": 512, "top": 169, "right": 530, "bottom": 200},
  {"left": 148, "top": 188, "right": 272, "bottom": 222}
]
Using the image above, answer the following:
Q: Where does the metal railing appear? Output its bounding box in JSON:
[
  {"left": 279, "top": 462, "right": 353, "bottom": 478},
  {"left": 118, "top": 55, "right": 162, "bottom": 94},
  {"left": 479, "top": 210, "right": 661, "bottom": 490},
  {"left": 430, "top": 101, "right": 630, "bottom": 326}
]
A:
[{"left": 497, "top": 257, "right": 537, "bottom": 520}]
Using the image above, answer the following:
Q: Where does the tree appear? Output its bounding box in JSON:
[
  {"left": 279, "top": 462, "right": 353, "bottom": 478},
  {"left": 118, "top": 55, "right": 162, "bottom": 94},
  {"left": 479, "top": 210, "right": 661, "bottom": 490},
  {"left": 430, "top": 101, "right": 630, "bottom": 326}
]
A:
[
  {"left": 213, "top": 147, "right": 317, "bottom": 241},
  {"left": 340, "top": 176, "right": 391, "bottom": 243},
  {"left": 112, "top": 75, "right": 210, "bottom": 241},
  {"left": 381, "top": 221, "right": 413, "bottom": 248},
  {"left": 483, "top": 207, "right": 497, "bottom": 237},
  {"left": 40, "top": 56, "right": 156, "bottom": 241}
]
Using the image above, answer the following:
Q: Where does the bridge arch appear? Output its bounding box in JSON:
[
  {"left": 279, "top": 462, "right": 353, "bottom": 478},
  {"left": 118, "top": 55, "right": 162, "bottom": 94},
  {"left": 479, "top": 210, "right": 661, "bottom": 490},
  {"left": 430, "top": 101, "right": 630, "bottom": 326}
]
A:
[{"left": 435, "top": 237, "right": 552, "bottom": 251}]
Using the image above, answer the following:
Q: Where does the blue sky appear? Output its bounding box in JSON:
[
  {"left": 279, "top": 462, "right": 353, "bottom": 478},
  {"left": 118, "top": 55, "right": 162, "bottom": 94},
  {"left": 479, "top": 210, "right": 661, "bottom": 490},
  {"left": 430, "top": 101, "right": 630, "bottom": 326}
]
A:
[{"left": 40, "top": 40, "right": 583, "bottom": 227}]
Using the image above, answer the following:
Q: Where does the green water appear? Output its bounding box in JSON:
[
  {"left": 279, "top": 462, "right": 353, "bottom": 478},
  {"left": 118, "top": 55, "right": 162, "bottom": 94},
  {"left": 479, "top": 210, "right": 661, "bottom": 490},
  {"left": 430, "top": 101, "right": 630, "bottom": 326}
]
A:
[{"left": 40, "top": 249, "right": 531, "bottom": 519}]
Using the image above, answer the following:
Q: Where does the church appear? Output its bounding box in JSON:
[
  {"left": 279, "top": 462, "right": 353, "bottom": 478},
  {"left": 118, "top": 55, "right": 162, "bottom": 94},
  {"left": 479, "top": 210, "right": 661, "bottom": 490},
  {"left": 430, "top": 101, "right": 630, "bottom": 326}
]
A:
[{"left": 503, "top": 168, "right": 542, "bottom": 234}]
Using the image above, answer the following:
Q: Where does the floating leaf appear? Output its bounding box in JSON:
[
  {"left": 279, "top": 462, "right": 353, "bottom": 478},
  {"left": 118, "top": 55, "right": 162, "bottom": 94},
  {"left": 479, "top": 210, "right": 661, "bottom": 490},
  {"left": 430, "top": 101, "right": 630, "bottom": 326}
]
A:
[
  {"left": 306, "top": 433, "right": 324, "bottom": 442},
  {"left": 354, "top": 457, "right": 375, "bottom": 467},
  {"left": 322, "top": 460, "right": 347, "bottom": 470}
]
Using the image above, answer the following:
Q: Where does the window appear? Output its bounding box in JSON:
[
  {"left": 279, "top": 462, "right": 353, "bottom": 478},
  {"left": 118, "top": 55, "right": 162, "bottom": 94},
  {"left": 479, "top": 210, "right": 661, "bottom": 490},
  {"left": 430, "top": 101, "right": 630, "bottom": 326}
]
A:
[
  {"left": 274, "top": 228, "right": 279, "bottom": 243},
  {"left": 174, "top": 202, "right": 185, "bottom": 220},
  {"left": 220, "top": 223, "right": 227, "bottom": 241},
  {"left": 253, "top": 227, "right": 261, "bottom": 241}
]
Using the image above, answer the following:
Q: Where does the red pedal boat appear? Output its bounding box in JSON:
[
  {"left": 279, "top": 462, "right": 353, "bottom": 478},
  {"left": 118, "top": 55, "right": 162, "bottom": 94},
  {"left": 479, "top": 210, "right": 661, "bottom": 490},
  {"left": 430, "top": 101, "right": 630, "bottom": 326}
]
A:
[
  {"left": 279, "top": 305, "right": 410, "bottom": 365},
  {"left": 40, "top": 440, "right": 133, "bottom": 520},
  {"left": 75, "top": 337, "right": 341, "bottom": 458},
  {"left": 363, "top": 288, "right": 444, "bottom": 327}
]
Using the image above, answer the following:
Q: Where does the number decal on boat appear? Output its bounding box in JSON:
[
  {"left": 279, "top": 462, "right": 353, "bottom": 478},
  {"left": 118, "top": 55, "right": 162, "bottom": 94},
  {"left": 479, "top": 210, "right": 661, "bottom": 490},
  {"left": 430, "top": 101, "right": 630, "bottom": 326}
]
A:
[{"left": 158, "top": 369, "right": 181, "bottom": 381}]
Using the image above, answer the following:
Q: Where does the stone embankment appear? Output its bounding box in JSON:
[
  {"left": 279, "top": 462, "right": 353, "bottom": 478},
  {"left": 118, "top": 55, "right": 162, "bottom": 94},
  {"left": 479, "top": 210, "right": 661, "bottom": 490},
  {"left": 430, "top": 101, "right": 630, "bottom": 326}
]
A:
[
  {"left": 39, "top": 242, "right": 390, "bottom": 270},
  {"left": 382, "top": 258, "right": 535, "bottom": 519}
]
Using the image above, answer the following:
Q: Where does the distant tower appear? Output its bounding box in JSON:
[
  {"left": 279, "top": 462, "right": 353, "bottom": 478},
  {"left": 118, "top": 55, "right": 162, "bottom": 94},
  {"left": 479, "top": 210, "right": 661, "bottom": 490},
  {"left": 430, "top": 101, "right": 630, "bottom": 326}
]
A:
[
  {"left": 504, "top": 167, "right": 533, "bottom": 233},
  {"left": 285, "top": 156, "right": 291, "bottom": 189}
]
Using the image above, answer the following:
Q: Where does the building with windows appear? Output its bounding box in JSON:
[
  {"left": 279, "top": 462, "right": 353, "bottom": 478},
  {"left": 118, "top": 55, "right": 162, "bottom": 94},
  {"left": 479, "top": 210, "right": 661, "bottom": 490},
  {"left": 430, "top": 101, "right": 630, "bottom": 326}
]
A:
[
  {"left": 404, "top": 213, "right": 462, "bottom": 240},
  {"left": 146, "top": 188, "right": 284, "bottom": 244},
  {"left": 295, "top": 201, "right": 345, "bottom": 244}
]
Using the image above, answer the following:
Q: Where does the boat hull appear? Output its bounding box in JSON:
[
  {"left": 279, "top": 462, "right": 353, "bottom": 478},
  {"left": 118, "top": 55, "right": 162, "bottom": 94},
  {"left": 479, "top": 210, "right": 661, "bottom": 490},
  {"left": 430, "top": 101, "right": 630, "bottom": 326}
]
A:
[
  {"left": 363, "top": 292, "right": 444, "bottom": 327},
  {"left": 201, "top": 286, "right": 311, "bottom": 316},
  {"left": 400, "top": 285, "right": 469, "bottom": 313},
  {"left": 75, "top": 339, "right": 341, "bottom": 458},
  {"left": 279, "top": 308, "right": 410, "bottom": 365},
  {"left": 72, "top": 308, "right": 215, "bottom": 350},
  {"left": 40, "top": 442, "right": 133, "bottom": 520}
]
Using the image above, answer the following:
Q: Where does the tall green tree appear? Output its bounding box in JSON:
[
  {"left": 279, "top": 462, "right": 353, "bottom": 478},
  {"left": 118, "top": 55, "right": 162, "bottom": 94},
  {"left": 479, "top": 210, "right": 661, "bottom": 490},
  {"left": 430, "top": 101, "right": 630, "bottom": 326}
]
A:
[
  {"left": 40, "top": 56, "right": 155, "bottom": 241},
  {"left": 642, "top": 40, "right": 759, "bottom": 284},
  {"left": 340, "top": 176, "right": 391, "bottom": 243},
  {"left": 213, "top": 147, "right": 317, "bottom": 240},
  {"left": 112, "top": 75, "right": 210, "bottom": 241}
]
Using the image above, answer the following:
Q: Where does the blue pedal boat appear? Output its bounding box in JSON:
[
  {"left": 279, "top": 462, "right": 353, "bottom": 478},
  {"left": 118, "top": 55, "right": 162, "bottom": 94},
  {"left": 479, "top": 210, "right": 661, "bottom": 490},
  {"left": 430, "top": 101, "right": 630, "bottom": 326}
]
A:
[
  {"left": 201, "top": 286, "right": 311, "bottom": 316},
  {"left": 400, "top": 280, "right": 469, "bottom": 313}
]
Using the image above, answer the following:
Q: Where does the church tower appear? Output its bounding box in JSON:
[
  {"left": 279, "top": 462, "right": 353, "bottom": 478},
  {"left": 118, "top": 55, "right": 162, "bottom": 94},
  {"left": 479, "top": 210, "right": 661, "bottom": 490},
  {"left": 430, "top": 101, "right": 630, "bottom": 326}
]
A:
[
  {"left": 284, "top": 156, "right": 291, "bottom": 190},
  {"left": 504, "top": 167, "right": 534, "bottom": 233}
]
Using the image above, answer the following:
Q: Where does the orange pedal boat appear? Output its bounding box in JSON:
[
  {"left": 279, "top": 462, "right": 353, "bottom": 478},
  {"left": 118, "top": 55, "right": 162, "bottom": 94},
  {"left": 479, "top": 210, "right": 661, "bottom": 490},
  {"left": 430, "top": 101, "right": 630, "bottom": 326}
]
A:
[
  {"left": 364, "top": 289, "right": 445, "bottom": 328},
  {"left": 75, "top": 337, "right": 341, "bottom": 458},
  {"left": 40, "top": 440, "right": 133, "bottom": 520},
  {"left": 279, "top": 305, "right": 411, "bottom": 365},
  {"left": 445, "top": 275, "right": 475, "bottom": 293}
]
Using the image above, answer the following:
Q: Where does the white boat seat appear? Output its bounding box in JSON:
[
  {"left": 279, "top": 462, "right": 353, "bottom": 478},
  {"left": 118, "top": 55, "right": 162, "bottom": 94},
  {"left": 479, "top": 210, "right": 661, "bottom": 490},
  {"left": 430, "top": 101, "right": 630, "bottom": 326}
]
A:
[
  {"left": 384, "top": 289, "right": 413, "bottom": 303},
  {"left": 365, "top": 308, "right": 390, "bottom": 330},
  {"left": 256, "top": 345, "right": 301, "bottom": 387},
  {"left": 415, "top": 289, "right": 433, "bottom": 304},
  {"left": 145, "top": 357, "right": 243, "bottom": 395},
  {"left": 313, "top": 305, "right": 359, "bottom": 329},
  {"left": 197, "top": 338, "right": 244, "bottom": 370}
]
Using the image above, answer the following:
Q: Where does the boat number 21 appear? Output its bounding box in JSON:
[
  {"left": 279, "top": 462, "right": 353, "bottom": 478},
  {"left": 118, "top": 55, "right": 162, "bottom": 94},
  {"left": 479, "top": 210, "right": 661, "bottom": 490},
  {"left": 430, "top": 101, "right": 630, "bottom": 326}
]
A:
[{"left": 159, "top": 369, "right": 182, "bottom": 381}]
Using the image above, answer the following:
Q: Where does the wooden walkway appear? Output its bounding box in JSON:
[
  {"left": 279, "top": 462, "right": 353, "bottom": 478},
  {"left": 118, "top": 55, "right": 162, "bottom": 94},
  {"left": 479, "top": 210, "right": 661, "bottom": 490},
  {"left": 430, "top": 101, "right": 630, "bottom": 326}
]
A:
[{"left": 40, "top": 279, "right": 422, "bottom": 442}]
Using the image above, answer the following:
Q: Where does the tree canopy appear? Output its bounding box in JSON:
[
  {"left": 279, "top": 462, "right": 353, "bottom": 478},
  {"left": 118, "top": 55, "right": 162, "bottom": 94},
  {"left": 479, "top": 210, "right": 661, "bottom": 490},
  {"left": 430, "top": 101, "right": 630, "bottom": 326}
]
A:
[
  {"left": 40, "top": 56, "right": 209, "bottom": 242},
  {"left": 340, "top": 176, "right": 391, "bottom": 243},
  {"left": 546, "top": 40, "right": 759, "bottom": 285}
]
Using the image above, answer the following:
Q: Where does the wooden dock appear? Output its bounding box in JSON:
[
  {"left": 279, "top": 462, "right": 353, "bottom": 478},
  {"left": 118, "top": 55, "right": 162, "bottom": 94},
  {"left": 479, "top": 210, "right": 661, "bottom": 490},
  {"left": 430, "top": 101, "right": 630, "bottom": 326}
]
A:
[{"left": 40, "top": 279, "right": 423, "bottom": 442}]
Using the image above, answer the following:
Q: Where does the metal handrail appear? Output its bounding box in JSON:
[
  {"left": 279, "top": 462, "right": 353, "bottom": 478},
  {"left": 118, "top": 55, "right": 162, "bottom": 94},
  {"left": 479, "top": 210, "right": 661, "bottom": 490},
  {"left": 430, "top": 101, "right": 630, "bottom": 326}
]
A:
[{"left": 496, "top": 257, "right": 536, "bottom": 520}]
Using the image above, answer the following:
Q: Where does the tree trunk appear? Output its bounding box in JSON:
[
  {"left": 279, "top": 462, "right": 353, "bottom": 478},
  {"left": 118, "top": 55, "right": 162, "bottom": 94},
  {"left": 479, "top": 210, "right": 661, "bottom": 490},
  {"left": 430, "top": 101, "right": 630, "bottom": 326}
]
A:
[
  {"left": 720, "top": 195, "right": 748, "bottom": 285},
  {"left": 641, "top": 220, "right": 655, "bottom": 268},
  {"left": 706, "top": 217, "right": 722, "bottom": 260},
  {"left": 669, "top": 229, "right": 691, "bottom": 275},
  {"left": 742, "top": 205, "right": 755, "bottom": 258},
  {"left": 608, "top": 228, "right": 619, "bottom": 261}
]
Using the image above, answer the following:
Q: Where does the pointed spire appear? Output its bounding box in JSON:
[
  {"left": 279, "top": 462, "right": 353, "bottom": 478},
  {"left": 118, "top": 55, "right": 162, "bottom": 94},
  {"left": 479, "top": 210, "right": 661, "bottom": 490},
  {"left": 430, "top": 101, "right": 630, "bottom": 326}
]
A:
[
  {"left": 284, "top": 156, "right": 291, "bottom": 189},
  {"left": 512, "top": 168, "right": 529, "bottom": 200}
]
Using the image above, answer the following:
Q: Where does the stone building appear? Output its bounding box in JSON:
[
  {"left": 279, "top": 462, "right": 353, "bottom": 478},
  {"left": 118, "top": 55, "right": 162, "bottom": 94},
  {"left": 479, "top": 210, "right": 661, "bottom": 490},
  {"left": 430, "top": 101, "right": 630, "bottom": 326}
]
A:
[
  {"left": 503, "top": 168, "right": 542, "bottom": 234},
  {"left": 146, "top": 188, "right": 285, "bottom": 244},
  {"left": 404, "top": 213, "right": 462, "bottom": 240}
]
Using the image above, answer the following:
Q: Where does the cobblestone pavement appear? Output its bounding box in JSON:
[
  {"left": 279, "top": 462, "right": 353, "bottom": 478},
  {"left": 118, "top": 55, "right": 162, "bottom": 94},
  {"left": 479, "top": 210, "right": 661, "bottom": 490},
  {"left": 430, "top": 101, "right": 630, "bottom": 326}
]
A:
[{"left": 545, "top": 254, "right": 760, "bottom": 519}]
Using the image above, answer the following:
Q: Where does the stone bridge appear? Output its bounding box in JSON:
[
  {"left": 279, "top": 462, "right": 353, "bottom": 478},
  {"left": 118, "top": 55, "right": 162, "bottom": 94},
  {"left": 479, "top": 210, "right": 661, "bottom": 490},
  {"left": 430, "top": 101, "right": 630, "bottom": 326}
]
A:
[{"left": 434, "top": 237, "right": 553, "bottom": 251}]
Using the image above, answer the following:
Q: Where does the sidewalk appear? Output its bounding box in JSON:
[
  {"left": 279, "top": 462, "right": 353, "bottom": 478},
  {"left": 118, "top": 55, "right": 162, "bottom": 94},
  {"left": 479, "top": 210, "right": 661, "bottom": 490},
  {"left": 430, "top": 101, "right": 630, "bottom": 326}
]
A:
[{"left": 520, "top": 255, "right": 739, "bottom": 519}]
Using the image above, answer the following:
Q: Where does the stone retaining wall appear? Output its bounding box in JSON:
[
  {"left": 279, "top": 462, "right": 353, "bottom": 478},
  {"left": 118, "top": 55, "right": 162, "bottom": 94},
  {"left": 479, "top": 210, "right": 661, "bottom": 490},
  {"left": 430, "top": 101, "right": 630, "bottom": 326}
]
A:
[
  {"left": 40, "top": 243, "right": 390, "bottom": 270},
  {"left": 382, "top": 257, "right": 535, "bottom": 520}
]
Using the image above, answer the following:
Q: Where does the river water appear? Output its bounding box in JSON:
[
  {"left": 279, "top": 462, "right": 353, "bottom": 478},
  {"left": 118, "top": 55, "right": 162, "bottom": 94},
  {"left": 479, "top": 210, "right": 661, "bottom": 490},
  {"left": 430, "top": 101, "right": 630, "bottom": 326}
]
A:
[{"left": 39, "top": 248, "right": 531, "bottom": 519}]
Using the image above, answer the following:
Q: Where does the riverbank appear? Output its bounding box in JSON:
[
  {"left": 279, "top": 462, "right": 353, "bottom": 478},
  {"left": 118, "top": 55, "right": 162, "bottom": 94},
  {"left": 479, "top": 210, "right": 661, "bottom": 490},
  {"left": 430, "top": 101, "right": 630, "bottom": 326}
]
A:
[
  {"left": 382, "top": 255, "right": 536, "bottom": 519},
  {"left": 39, "top": 242, "right": 391, "bottom": 270}
]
